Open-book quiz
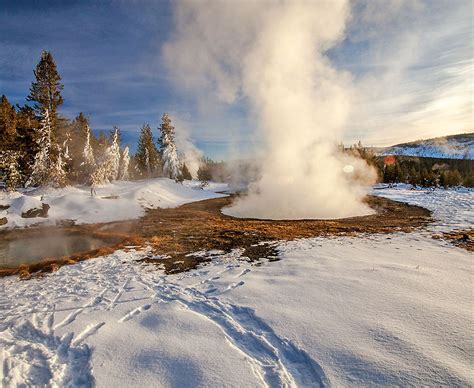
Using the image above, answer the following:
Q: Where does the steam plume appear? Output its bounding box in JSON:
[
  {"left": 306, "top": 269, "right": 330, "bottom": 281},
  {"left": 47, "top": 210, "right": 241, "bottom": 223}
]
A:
[{"left": 164, "top": 0, "right": 376, "bottom": 219}]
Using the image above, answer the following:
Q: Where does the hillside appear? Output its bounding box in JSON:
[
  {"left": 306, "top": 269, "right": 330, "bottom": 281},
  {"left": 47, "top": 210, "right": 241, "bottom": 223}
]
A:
[{"left": 376, "top": 133, "right": 474, "bottom": 160}]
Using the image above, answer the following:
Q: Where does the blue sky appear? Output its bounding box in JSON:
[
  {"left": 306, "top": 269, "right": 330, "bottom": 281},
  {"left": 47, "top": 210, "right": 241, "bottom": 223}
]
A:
[{"left": 1, "top": 0, "right": 472, "bottom": 158}]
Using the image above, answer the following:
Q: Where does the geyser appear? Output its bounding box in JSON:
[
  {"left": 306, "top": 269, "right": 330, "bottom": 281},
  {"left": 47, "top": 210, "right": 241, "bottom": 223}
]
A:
[{"left": 164, "top": 0, "right": 376, "bottom": 219}]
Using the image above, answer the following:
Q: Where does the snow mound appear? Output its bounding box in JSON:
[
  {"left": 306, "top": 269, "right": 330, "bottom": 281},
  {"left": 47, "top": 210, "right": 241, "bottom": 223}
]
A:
[
  {"left": 8, "top": 195, "right": 44, "bottom": 214},
  {"left": 0, "top": 178, "right": 227, "bottom": 229}
]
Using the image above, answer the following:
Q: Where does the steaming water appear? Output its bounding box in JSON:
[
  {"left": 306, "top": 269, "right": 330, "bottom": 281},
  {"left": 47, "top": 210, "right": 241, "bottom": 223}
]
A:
[
  {"left": 164, "top": 0, "right": 376, "bottom": 220},
  {"left": 0, "top": 235, "right": 116, "bottom": 267}
]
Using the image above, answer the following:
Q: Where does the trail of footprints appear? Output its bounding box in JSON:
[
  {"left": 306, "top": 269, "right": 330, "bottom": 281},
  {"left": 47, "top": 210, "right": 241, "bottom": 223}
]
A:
[{"left": 1, "top": 262, "right": 328, "bottom": 387}]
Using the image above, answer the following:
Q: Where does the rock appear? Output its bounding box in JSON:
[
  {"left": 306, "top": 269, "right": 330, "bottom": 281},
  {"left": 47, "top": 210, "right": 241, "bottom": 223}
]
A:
[
  {"left": 21, "top": 203, "right": 50, "bottom": 218},
  {"left": 0, "top": 217, "right": 7, "bottom": 226},
  {"left": 0, "top": 204, "right": 10, "bottom": 211},
  {"left": 56, "top": 219, "right": 76, "bottom": 227}
]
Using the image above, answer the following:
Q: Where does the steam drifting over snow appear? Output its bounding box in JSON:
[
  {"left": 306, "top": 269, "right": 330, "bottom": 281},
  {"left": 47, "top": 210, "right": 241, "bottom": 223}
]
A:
[{"left": 164, "top": 0, "right": 376, "bottom": 219}]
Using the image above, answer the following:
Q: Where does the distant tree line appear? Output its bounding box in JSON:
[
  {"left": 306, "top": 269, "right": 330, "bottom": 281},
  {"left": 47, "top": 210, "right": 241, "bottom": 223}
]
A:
[
  {"left": 0, "top": 50, "right": 192, "bottom": 191},
  {"left": 348, "top": 142, "right": 474, "bottom": 188}
]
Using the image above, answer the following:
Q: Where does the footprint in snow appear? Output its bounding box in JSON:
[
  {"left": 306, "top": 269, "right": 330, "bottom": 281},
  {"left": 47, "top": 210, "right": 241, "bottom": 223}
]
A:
[
  {"left": 237, "top": 268, "right": 251, "bottom": 277},
  {"left": 119, "top": 304, "right": 152, "bottom": 322}
]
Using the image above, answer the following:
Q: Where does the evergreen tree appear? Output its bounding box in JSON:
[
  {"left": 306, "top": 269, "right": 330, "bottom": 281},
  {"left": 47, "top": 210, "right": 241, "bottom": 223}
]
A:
[
  {"left": 463, "top": 173, "right": 474, "bottom": 187},
  {"left": 0, "top": 150, "right": 22, "bottom": 191},
  {"left": 90, "top": 127, "right": 121, "bottom": 185},
  {"left": 96, "top": 131, "right": 110, "bottom": 155},
  {"left": 90, "top": 162, "right": 108, "bottom": 186},
  {"left": 15, "top": 104, "right": 38, "bottom": 129},
  {"left": 81, "top": 124, "right": 96, "bottom": 184},
  {"left": 49, "top": 145, "right": 67, "bottom": 188},
  {"left": 447, "top": 170, "right": 462, "bottom": 187},
  {"left": 197, "top": 163, "right": 213, "bottom": 182},
  {"left": 27, "top": 50, "right": 64, "bottom": 119},
  {"left": 408, "top": 167, "right": 419, "bottom": 187},
  {"left": 26, "top": 109, "right": 52, "bottom": 187},
  {"left": 118, "top": 146, "right": 130, "bottom": 180},
  {"left": 106, "top": 127, "right": 121, "bottom": 181},
  {"left": 0, "top": 95, "right": 17, "bottom": 149},
  {"left": 158, "top": 113, "right": 180, "bottom": 180},
  {"left": 181, "top": 162, "right": 192, "bottom": 180},
  {"left": 136, "top": 124, "right": 160, "bottom": 177},
  {"left": 68, "top": 112, "right": 90, "bottom": 180}
]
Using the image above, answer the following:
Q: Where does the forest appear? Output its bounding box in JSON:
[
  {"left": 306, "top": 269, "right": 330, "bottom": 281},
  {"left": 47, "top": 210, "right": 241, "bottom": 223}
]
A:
[
  {"left": 349, "top": 144, "right": 474, "bottom": 188},
  {"left": 0, "top": 50, "right": 196, "bottom": 191}
]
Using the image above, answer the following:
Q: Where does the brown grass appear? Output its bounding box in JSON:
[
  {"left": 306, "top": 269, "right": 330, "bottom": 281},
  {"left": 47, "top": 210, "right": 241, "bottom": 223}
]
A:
[
  {"left": 135, "top": 195, "right": 431, "bottom": 273},
  {"left": 433, "top": 229, "right": 474, "bottom": 251},
  {"left": 1, "top": 195, "right": 432, "bottom": 277}
]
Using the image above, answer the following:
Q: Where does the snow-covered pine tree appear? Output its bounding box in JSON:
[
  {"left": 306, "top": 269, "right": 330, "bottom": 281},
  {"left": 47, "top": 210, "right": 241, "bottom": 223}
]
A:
[
  {"left": 118, "top": 146, "right": 130, "bottom": 180},
  {"left": 0, "top": 150, "right": 22, "bottom": 191},
  {"left": 49, "top": 144, "right": 67, "bottom": 188},
  {"left": 145, "top": 148, "right": 151, "bottom": 177},
  {"left": 80, "top": 124, "right": 96, "bottom": 183},
  {"left": 90, "top": 127, "right": 121, "bottom": 185},
  {"left": 106, "top": 127, "right": 121, "bottom": 181},
  {"left": 26, "top": 109, "right": 52, "bottom": 187},
  {"left": 158, "top": 113, "right": 180, "bottom": 180},
  {"left": 136, "top": 124, "right": 160, "bottom": 177},
  {"left": 90, "top": 162, "right": 108, "bottom": 186}
]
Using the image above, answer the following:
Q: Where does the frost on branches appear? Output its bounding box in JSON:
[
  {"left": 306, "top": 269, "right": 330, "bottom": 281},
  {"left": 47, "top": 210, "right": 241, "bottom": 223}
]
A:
[
  {"left": 0, "top": 150, "right": 22, "bottom": 191},
  {"left": 159, "top": 113, "right": 181, "bottom": 180},
  {"left": 26, "top": 109, "right": 53, "bottom": 187},
  {"left": 90, "top": 127, "right": 121, "bottom": 185},
  {"left": 106, "top": 127, "right": 121, "bottom": 181},
  {"left": 118, "top": 146, "right": 130, "bottom": 180},
  {"left": 81, "top": 125, "right": 95, "bottom": 183},
  {"left": 49, "top": 146, "right": 67, "bottom": 188},
  {"left": 25, "top": 108, "right": 68, "bottom": 188}
]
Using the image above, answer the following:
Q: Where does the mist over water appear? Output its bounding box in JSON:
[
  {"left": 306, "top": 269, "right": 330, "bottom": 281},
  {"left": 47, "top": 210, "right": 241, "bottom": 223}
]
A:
[{"left": 164, "top": 0, "right": 376, "bottom": 219}]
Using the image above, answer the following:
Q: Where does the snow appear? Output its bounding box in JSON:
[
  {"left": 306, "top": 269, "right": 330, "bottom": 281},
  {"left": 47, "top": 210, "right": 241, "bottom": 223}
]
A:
[
  {"left": 0, "top": 178, "right": 226, "bottom": 229},
  {"left": 377, "top": 134, "right": 474, "bottom": 159},
  {"left": 0, "top": 185, "right": 472, "bottom": 386},
  {"left": 372, "top": 184, "right": 473, "bottom": 231}
]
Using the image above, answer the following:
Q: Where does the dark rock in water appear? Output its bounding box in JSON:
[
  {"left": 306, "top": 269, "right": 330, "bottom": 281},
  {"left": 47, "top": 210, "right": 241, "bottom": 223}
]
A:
[
  {"left": 0, "top": 217, "right": 7, "bottom": 226},
  {"left": 21, "top": 203, "right": 50, "bottom": 218},
  {"left": 0, "top": 204, "right": 10, "bottom": 211}
]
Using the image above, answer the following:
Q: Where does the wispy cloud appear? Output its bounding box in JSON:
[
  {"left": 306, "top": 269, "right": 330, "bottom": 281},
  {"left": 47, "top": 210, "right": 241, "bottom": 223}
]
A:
[
  {"left": 340, "top": 0, "right": 473, "bottom": 145},
  {"left": 0, "top": 0, "right": 471, "bottom": 158}
]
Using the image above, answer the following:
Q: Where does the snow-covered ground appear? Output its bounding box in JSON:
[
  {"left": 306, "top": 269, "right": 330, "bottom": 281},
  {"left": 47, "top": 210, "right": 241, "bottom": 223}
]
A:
[
  {"left": 0, "top": 178, "right": 226, "bottom": 229},
  {"left": 376, "top": 133, "right": 474, "bottom": 159},
  {"left": 0, "top": 186, "right": 472, "bottom": 386},
  {"left": 372, "top": 184, "right": 473, "bottom": 231}
]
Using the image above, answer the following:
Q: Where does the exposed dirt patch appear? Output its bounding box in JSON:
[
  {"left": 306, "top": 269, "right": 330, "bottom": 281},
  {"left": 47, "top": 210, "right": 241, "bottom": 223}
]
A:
[
  {"left": 0, "top": 195, "right": 431, "bottom": 277},
  {"left": 433, "top": 229, "right": 474, "bottom": 251},
  {"left": 135, "top": 195, "right": 431, "bottom": 273}
]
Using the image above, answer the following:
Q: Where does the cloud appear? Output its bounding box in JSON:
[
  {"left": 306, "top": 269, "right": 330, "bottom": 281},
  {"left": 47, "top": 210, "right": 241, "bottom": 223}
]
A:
[{"left": 342, "top": 0, "right": 473, "bottom": 145}]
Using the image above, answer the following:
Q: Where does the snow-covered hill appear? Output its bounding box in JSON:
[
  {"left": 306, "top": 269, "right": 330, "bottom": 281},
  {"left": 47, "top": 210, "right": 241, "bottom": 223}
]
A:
[{"left": 376, "top": 133, "right": 474, "bottom": 159}]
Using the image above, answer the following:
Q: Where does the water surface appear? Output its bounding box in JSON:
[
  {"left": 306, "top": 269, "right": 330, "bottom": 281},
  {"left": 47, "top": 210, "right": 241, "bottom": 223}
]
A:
[{"left": 0, "top": 234, "right": 116, "bottom": 267}]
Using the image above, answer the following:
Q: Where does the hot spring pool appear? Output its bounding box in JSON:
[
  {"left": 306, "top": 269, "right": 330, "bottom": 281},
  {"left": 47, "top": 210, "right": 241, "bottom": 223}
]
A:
[{"left": 0, "top": 234, "right": 118, "bottom": 268}]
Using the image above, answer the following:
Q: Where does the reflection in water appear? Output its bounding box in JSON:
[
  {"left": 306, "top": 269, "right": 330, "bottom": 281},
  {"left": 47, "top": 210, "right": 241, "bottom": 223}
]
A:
[{"left": 0, "top": 235, "right": 116, "bottom": 267}]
